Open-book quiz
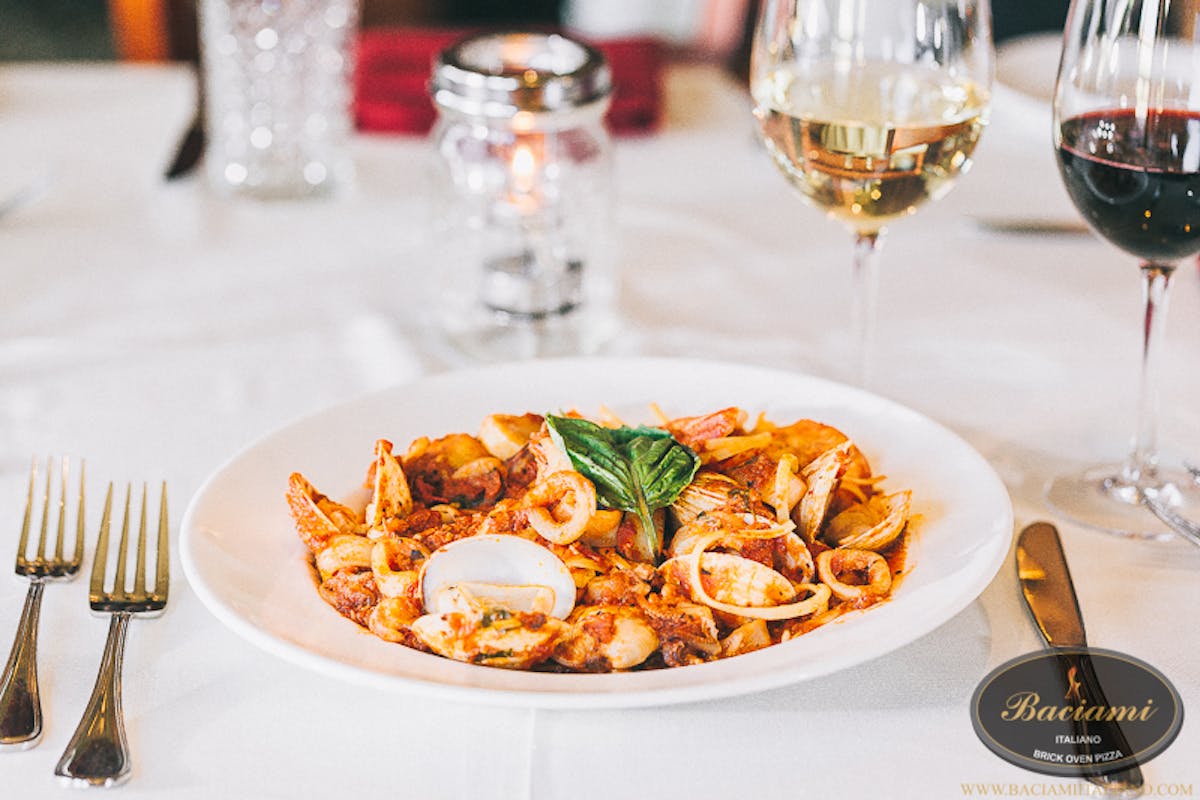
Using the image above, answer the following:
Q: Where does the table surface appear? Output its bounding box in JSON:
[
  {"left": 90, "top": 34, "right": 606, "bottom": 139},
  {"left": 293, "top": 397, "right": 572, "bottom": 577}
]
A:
[{"left": 1, "top": 60, "right": 1198, "bottom": 799}]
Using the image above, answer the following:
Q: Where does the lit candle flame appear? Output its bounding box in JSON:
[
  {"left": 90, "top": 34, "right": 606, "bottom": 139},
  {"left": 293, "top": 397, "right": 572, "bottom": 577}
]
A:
[{"left": 512, "top": 143, "right": 537, "bottom": 195}]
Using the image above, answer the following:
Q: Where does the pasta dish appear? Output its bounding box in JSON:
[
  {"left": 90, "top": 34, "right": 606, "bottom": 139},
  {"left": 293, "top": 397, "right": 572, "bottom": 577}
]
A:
[{"left": 286, "top": 406, "right": 912, "bottom": 672}]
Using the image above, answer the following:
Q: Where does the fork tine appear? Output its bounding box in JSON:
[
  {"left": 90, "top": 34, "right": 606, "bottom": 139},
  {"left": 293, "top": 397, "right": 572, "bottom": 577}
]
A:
[
  {"left": 53, "top": 457, "right": 68, "bottom": 562},
  {"left": 134, "top": 484, "right": 148, "bottom": 594},
  {"left": 90, "top": 485, "right": 114, "bottom": 598},
  {"left": 36, "top": 457, "right": 52, "bottom": 562},
  {"left": 155, "top": 483, "right": 169, "bottom": 598},
  {"left": 16, "top": 459, "right": 36, "bottom": 567},
  {"left": 71, "top": 460, "right": 86, "bottom": 569},
  {"left": 113, "top": 485, "right": 131, "bottom": 598}
]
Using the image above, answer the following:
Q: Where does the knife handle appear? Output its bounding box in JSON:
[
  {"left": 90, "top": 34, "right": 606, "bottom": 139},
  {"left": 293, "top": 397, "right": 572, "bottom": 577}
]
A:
[{"left": 1055, "top": 650, "right": 1145, "bottom": 795}]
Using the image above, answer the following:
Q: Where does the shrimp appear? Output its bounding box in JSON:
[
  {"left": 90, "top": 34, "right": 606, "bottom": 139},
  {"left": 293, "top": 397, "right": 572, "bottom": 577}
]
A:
[
  {"left": 720, "top": 619, "right": 772, "bottom": 657},
  {"left": 554, "top": 605, "right": 659, "bottom": 671},
  {"left": 526, "top": 427, "right": 575, "bottom": 482},
  {"left": 318, "top": 569, "right": 379, "bottom": 627},
  {"left": 583, "top": 566, "right": 652, "bottom": 606},
  {"left": 664, "top": 407, "right": 747, "bottom": 450},
  {"left": 367, "top": 596, "right": 427, "bottom": 648},
  {"left": 768, "top": 419, "right": 870, "bottom": 476},
  {"left": 286, "top": 472, "right": 364, "bottom": 553},
  {"left": 479, "top": 413, "right": 544, "bottom": 460},
  {"left": 638, "top": 594, "right": 721, "bottom": 666},
  {"left": 579, "top": 508, "right": 622, "bottom": 548},
  {"left": 315, "top": 534, "right": 374, "bottom": 582}
]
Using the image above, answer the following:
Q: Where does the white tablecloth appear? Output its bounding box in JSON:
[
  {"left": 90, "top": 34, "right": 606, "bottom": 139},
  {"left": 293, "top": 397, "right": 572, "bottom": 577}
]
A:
[{"left": 1, "top": 62, "right": 1198, "bottom": 799}]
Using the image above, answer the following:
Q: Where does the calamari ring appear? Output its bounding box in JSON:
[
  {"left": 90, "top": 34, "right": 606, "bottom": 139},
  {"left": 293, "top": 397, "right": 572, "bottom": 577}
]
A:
[
  {"left": 522, "top": 470, "right": 597, "bottom": 545},
  {"left": 815, "top": 548, "right": 892, "bottom": 602}
]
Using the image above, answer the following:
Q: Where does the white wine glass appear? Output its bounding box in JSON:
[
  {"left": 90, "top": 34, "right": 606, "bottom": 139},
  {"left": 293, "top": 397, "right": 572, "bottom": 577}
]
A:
[
  {"left": 750, "top": 0, "right": 993, "bottom": 385},
  {"left": 1044, "top": 0, "right": 1200, "bottom": 538}
]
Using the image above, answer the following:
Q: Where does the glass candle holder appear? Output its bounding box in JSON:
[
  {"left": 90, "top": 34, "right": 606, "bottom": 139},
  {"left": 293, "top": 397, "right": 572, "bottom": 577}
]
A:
[
  {"left": 200, "top": 0, "right": 358, "bottom": 199},
  {"left": 429, "top": 31, "right": 618, "bottom": 361}
]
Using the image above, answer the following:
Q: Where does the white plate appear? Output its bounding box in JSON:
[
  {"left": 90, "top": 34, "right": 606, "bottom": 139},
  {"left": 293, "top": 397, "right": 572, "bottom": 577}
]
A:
[{"left": 181, "top": 357, "right": 1012, "bottom": 708}]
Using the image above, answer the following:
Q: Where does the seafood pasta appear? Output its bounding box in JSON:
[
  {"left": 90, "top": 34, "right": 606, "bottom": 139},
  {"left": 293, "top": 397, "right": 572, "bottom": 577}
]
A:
[{"left": 286, "top": 407, "right": 913, "bottom": 672}]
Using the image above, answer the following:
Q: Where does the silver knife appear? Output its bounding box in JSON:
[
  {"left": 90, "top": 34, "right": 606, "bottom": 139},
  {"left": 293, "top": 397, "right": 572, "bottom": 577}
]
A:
[{"left": 1016, "top": 522, "right": 1145, "bottom": 797}]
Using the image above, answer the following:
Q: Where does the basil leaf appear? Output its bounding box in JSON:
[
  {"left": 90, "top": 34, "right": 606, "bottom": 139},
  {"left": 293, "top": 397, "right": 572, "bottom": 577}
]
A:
[
  {"left": 628, "top": 434, "right": 702, "bottom": 510},
  {"left": 545, "top": 415, "right": 700, "bottom": 561}
]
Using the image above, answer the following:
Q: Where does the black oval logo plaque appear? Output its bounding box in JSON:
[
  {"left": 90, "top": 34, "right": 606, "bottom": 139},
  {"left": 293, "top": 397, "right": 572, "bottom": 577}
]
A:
[{"left": 971, "top": 648, "right": 1183, "bottom": 777}]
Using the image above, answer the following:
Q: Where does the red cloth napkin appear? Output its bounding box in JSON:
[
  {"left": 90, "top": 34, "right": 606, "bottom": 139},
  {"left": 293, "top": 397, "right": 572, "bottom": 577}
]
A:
[{"left": 354, "top": 28, "right": 665, "bottom": 136}]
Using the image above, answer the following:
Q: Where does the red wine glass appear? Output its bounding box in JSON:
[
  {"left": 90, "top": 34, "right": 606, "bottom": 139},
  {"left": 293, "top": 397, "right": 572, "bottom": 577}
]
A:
[{"left": 1046, "top": 0, "right": 1200, "bottom": 536}]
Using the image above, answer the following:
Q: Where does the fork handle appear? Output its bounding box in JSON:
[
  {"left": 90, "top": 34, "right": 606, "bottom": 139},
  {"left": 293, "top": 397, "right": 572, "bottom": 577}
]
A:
[
  {"left": 0, "top": 581, "right": 44, "bottom": 749},
  {"left": 55, "top": 613, "right": 131, "bottom": 787}
]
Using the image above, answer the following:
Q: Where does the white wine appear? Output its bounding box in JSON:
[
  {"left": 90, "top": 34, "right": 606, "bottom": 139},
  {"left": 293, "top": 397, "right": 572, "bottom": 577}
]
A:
[{"left": 753, "top": 63, "right": 987, "bottom": 233}]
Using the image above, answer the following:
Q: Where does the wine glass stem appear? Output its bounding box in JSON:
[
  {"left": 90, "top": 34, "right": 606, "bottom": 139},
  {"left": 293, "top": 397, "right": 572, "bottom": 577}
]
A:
[
  {"left": 851, "top": 230, "right": 884, "bottom": 387},
  {"left": 1122, "top": 261, "right": 1176, "bottom": 487}
]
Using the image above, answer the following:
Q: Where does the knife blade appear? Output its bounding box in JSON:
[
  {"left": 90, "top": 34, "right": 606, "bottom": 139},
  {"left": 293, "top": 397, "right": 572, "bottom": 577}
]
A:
[
  {"left": 1017, "top": 521, "right": 1086, "bottom": 647},
  {"left": 1016, "top": 522, "right": 1144, "bottom": 796}
]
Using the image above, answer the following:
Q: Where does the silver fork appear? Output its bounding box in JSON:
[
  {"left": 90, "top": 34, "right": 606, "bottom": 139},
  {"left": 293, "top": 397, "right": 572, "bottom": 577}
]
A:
[
  {"left": 55, "top": 483, "right": 168, "bottom": 787},
  {"left": 0, "top": 458, "right": 85, "bottom": 749}
]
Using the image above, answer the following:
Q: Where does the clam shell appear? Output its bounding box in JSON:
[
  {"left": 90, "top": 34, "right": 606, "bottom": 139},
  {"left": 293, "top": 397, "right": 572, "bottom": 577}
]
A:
[
  {"left": 432, "top": 582, "right": 557, "bottom": 616},
  {"left": 824, "top": 490, "right": 911, "bottom": 550},
  {"left": 670, "top": 472, "right": 744, "bottom": 526},
  {"left": 419, "top": 534, "right": 576, "bottom": 619}
]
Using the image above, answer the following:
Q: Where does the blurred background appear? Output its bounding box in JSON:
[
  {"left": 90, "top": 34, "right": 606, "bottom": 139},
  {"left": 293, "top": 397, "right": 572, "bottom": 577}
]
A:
[{"left": 1, "top": 0, "right": 1070, "bottom": 64}]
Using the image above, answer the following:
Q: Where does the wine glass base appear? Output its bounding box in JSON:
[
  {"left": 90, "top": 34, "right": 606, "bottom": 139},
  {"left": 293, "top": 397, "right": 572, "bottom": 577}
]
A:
[{"left": 1044, "top": 464, "right": 1200, "bottom": 540}]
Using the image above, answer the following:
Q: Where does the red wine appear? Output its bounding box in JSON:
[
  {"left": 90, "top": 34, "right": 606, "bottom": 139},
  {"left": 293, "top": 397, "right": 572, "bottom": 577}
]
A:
[{"left": 1057, "top": 109, "right": 1200, "bottom": 262}]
